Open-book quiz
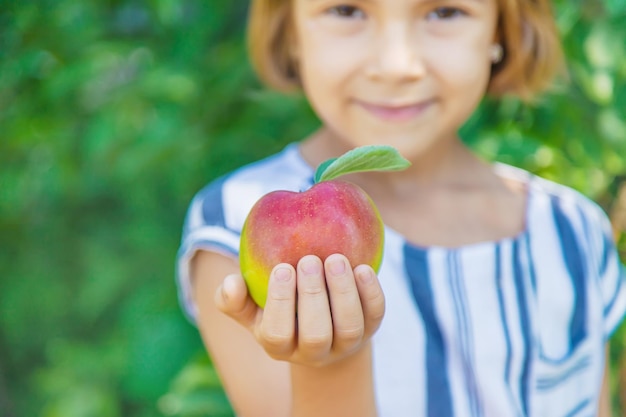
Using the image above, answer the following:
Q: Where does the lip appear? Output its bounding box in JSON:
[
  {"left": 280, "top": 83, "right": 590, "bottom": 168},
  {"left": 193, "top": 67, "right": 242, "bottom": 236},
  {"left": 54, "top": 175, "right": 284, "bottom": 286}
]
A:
[{"left": 357, "top": 100, "right": 434, "bottom": 122}]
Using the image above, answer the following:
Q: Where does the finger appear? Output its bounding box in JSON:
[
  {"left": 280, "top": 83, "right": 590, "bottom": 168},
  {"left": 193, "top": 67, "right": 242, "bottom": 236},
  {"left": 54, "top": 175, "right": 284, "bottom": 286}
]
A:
[
  {"left": 258, "top": 264, "right": 297, "bottom": 359},
  {"left": 296, "top": 255, "right": 333, "bottom": 360},
  {"left": 215, "top": 273, "right": 259, "bottom": 331},
  {"left": 324, "top": 254, "right": 364, "bottom": 352},
  {"left": 354, "top": 264, "right": 385, "bottom": 340}
]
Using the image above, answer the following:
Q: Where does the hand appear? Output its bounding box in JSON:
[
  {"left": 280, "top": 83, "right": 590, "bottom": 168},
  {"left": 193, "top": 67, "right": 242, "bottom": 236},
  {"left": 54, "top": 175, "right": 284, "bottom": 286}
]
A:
[{"left": 215, "top": 253, "right": 385, "bottom": 368}]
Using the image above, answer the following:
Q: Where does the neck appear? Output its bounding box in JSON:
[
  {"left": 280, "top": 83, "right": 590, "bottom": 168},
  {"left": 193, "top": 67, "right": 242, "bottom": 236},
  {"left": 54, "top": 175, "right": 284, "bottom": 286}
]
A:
[{"left": 298, "top": 127, "right": 492, "bottom": 195}]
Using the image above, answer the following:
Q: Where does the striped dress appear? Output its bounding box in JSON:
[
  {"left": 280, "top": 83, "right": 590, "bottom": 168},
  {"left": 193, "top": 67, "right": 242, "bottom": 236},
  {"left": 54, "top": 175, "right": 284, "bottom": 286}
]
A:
[{"left": 177, "top": 143, "right": 626, "bottom": 417}]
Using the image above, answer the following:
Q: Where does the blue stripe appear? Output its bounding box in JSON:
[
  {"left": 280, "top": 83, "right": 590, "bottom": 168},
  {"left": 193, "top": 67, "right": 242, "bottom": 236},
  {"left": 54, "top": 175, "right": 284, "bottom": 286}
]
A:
[
  {"left": 563, "top": 398, "right": 591, "bottom": 417},
  {"left": 404, "top": 246, "right": 454, "bottom": 417},
  {"left": 524, "top": 232, "right": 537, "bottom": 293},
  {"left": 576, "top": 205, "right": 592, "bottom": 253},
  {"left": 600, "top": 227, "right": 624, "bottom": 318},
  {"left": 523, "top": 178, "right": 537, "bottom": 294},
  {"left": 575, "top": 204, "right": 619, "bottom": 319},
  {"left": 200, "top": 175, "right": 229, "bottom": 228},
  {"left": 495, "top": 244, "right": 519, "bottom": 415},
  {"left": 604, "top": 266, "right": 625, "bottom": 318},
  {"left": 535, "top": 355, "right": 591, "bottom": 390},
  {"left": 448, "top": 252, "right": 483, "bottom": 417},
  {"left": 599, "top": 233, "right": 612, "bottom": 277},
  {"left": 550, "top": 195, "right": 587, "bottom": 351},
  {"left": 512, "top": 240, "right": 531, "bottom": 415}
]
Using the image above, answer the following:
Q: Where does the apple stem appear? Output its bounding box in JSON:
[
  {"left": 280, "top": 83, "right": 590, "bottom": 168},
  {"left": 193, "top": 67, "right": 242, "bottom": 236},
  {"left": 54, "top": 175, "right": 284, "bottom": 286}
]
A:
[{"left": 314, "top": 145, "right": 411, "bottom": 183}]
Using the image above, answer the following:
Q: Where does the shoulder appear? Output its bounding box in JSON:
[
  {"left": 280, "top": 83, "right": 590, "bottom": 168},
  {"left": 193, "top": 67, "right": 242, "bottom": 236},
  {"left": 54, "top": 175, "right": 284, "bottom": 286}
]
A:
[
  {"left": 187, "top": 143, "right": 315, "bottom": 233},
  {"left": 497, "top": 163, "right": 614, "bottom": 274},
  {"left": 496, "top": 162, "right": 610, "bottom": 228},
  {"left": 529, "top": 172, "right": 610, "bottom": 231},
  {"left": 503, "top": 164, "right": 617, "bottom": 286}
]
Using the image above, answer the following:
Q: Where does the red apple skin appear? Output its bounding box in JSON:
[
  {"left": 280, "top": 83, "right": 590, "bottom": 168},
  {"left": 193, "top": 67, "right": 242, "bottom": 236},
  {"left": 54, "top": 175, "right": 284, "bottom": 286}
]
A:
[{"left": 239, "top": 180, "right": 385, "bottom": 308}]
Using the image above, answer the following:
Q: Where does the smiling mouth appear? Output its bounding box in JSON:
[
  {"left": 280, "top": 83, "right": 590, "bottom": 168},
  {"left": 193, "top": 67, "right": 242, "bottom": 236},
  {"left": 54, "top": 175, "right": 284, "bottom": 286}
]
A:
[{"left": 357, "top": 100, "right": 434, "bottom": 122}]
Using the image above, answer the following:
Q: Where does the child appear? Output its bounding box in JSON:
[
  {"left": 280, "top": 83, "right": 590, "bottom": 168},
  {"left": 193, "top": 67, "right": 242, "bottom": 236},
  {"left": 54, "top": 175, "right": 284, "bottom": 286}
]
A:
[{"left": 177, "top": 0, "right": 626, "bottom": 416}]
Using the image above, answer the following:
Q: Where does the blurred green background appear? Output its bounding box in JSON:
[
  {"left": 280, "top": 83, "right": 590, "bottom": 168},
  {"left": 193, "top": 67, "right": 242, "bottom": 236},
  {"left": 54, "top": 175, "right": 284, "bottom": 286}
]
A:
[{"left": 0, "top": 1, "right": 625, "bottom": 416}]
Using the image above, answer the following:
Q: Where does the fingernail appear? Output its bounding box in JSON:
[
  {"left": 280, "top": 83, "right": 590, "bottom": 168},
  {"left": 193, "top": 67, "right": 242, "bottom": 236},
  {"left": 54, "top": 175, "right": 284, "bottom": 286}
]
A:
[
  {"left": 328, "top": 257, "right": 346, "bottom": 275},
  {"left": 223, "top": 274, "right": 237, "bottom": 300},
  {"left": 357, "top": 267, "right": 374, "bottom": 284},
  {"left": 274, "top": 266, "right": 292, "bottom": 282},
  {"left": 301, "top": 257, "right": 320, "bottom": 275}
]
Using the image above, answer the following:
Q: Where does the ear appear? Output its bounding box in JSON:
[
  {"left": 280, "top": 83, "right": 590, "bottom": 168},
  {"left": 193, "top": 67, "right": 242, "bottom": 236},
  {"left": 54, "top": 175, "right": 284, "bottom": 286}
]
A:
[{"left": 490, "top": 43, "right": 504, "bottom": 64}]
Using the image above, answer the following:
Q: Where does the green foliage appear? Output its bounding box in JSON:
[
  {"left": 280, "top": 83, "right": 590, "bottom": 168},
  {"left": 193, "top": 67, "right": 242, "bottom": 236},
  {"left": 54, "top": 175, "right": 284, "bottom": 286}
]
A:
[
  {"left": 158, "top": 354, "right": 232, "bottom": 417},
  {"left": 0, "top": 1, "right": 624, "bottom": 416},
  {"left": 463, "top": 1, "right": 626, "bottom": 201}
]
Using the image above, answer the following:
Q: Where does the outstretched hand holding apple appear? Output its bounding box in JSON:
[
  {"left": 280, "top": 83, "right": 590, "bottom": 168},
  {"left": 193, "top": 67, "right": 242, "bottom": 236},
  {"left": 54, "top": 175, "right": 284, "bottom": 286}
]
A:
[
  {"left": 216, "top": 145, "right": 410, "bottom": 367},
  {"left": 215, "top": 253, "right": 385, "bottom": 367}
]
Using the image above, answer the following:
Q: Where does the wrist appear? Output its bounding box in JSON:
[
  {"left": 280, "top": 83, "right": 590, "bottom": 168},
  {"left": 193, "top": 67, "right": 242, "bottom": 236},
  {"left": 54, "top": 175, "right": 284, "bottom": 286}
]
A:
[{"left": 290, "top": 342, "right": 377, "bottom": 417}]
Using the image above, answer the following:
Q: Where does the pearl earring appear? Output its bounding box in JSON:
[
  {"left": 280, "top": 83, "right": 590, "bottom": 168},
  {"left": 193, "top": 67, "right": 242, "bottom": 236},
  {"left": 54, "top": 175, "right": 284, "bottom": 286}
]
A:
[{"left": 490, "top": 43, "right": 503, "bottom": 64}]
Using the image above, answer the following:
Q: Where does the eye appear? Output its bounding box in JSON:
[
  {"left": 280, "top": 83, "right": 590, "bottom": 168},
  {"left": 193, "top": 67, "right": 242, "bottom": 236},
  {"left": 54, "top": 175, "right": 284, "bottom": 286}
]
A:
[
  {"left": 427, "top": 7, "right": 465, "bottom": 20},
  {"left": 327, "top": 5, "right": 366, "bottom": 19}
]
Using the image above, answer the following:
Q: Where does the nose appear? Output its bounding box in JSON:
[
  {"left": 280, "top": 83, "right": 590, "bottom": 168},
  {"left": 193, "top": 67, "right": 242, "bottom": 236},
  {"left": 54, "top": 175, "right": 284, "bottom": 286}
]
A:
[{"left": 367, "top": 23, "right": 425, "bottom": 82}]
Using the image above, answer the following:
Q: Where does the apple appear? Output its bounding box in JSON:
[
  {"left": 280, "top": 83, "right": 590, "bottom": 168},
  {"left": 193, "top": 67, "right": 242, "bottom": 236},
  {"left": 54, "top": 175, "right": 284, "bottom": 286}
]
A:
[
  {"left": 240, "top": 180, "right": 384, "bottom": 308},
  {"left": 239, "top": 145, "right": 411, "bottom": 308}
]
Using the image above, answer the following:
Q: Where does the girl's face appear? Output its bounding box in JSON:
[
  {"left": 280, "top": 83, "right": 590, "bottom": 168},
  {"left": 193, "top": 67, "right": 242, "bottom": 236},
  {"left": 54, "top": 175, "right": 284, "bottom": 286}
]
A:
[{"left": 291, "top": 0, "right": 499, "bottom": 159}]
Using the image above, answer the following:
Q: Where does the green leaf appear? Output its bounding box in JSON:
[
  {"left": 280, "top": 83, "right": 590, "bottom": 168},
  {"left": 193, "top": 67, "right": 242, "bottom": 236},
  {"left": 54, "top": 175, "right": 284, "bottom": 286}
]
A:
[
  {"left": 314, "top": 158, "right": 337, "bottom": 183},
  {"left": 314, "top": 145, "right": 411, "bottom": 183}
]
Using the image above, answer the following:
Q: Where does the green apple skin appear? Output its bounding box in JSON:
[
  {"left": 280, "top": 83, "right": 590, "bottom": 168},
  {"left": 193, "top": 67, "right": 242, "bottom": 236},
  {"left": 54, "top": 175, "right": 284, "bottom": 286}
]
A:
[{"left": 239, "top": 180, "right": 384, "bottom": 308}]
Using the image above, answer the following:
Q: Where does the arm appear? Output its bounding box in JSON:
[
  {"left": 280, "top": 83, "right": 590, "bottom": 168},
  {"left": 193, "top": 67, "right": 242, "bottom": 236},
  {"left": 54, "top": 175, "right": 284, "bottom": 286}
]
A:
[
  {"left": 192, "top": 250, "right": 291, "bottom": 417},
  {"left": 192, "top": 250, "right": 384, "bottom": 417},
  {"left": 598, "top": 343, "right": 613, "bottom": 417}
]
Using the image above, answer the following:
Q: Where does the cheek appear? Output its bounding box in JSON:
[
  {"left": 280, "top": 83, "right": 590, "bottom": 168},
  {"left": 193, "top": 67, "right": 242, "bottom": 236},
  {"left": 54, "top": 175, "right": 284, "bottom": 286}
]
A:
[
  {"left": 298, "top": 42, "right": 360, "bottom": 119},
  {"left": 434, "top": 47, "right": 490, "bottom": 87},
  {"left": 300, "top": 48, "right": 355, "bottom": 89},
  {"left": 298, "top": 25, "right": 367, "bottom": 88}
]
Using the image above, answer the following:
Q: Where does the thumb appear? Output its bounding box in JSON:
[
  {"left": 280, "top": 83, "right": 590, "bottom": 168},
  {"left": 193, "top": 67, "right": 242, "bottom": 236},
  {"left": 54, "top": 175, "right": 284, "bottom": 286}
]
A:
[{"left": 214, "top": 273, "right": 260, "bottom": 331}]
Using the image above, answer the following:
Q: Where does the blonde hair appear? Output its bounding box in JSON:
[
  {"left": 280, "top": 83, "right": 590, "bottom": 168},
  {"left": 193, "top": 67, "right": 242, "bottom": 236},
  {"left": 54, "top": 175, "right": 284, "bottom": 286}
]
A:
[{"left": 247, "top": 0, "right": 566, "bottom": 101}]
